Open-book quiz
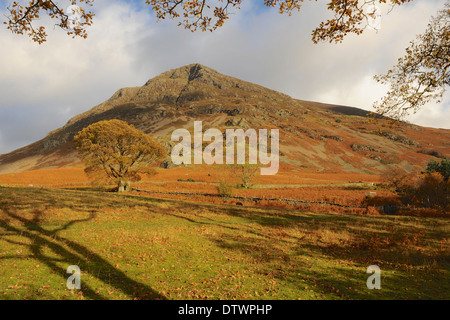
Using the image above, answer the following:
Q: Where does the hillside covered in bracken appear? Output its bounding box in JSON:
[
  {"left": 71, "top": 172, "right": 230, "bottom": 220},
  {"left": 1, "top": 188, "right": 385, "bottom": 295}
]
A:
[{"left": 0, "top": 63, "right": 449, "bottom": 175}]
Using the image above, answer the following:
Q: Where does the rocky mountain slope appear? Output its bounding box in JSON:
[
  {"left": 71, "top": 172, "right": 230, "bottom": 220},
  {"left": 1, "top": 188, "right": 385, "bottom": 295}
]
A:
[{"left": 0, "top": 63, "right": 449, "bottom": 174}]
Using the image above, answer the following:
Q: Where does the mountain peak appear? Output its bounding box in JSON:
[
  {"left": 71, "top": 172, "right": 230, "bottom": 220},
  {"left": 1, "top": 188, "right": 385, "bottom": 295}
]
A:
[
  {"left": 63, "top": 63, "right": 289, "bottom": 132},
  {"left": 143, "top": 63, "right": 214, "bottom": 84},
  {"left": 136, "top": 63, "right": 291, "bottom": 105}
]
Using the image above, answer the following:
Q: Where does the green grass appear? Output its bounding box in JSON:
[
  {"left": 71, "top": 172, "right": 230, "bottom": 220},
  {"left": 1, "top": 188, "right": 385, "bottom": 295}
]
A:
[{"left": 0, "top": 186, "right": 448, "bottom": 300}]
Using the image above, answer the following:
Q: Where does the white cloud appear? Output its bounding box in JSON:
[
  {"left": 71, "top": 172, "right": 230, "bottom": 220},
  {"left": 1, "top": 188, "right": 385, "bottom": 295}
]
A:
[
  {"left": 407, "top": 97, "right": 450, "bottom": 129},
  {"left": 0, "top": 0, "right": 156, "bottom": 152},
  {"left": 0, "top": 0, "right": 448, "bottom": 154}
]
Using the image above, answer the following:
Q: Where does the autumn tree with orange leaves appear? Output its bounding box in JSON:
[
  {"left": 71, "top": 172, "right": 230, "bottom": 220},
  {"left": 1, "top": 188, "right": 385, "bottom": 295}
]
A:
[
  {"left": 374, "top": 3, "right": 449, "bottom": 120},
  {"left": 4, "top": 0, "right": 94, "bottom": 44},
  {"left": 74, "top": 120, "right": 167, "bottom": 192},
  {"left": 4, "top": 0, "right": 412, "bottom": 44}
]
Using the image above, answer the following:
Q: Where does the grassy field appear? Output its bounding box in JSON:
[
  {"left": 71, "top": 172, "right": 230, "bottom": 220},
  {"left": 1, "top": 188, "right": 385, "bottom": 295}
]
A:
[{"left": 0, "top": 186, "right": 448, "bottom": 300}]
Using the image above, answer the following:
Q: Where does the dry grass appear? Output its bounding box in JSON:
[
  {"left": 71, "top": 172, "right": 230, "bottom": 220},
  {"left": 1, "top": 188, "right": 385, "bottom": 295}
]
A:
[{"left": 0, "top": 166, "right": 419, "bottom": 217}]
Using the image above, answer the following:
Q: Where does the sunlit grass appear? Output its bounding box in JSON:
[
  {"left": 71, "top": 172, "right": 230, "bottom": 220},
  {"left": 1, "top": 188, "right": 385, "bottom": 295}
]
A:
[{"left": 0, "top": 186, "right": 448, "bottom": 300}]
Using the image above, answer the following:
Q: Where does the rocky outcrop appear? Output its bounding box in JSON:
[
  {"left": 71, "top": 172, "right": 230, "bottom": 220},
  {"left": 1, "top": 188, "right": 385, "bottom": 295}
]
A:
[
  {"left": 351, "top": 144, "right": 385, "bottom": 153},
  {"left": 380, "top": 131, "right": 420, "bottom": 147}
]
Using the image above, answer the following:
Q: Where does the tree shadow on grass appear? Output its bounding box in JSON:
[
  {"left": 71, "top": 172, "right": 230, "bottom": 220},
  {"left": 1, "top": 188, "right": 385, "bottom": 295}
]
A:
[
  {"left": 0, "top": 208, "right": 166, "bottom": 300},
  {"left": 144, "top": 199, "right": 303, "bottom": 245},
  {"left": 9, "top": 187, "right": 444, "bottom": 299},
  {"left": 168, "top": 201, "right": 449, "bottom": 299},
  {"left": 206, "top": 229, "right": 449, "bottom": 299}
]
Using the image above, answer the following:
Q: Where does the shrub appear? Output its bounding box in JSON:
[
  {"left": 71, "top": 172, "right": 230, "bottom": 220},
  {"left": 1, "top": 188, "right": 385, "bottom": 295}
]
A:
[
  {"left": 426, "top": 159, "right": 450, "bottom": 181},
  {"left": 217, "top": 181, "right": 234, "bottom": 197},
  {"left": 380, "top": 165, "right": 449, "bottom": 213},
  {"left": 364, "top": 195, "right": 402, "bottom": 207},
  {"left": 365, "top": 206, "right": 381, "bottom": 215},
  {"left": 412, "top": 172, "right": 449, "bottom": 209}
]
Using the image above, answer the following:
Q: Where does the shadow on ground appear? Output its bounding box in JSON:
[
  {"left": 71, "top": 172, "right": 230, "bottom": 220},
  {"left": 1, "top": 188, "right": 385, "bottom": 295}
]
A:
[{"left": 0, "top": 189, "right": 165, "bottom": 300}]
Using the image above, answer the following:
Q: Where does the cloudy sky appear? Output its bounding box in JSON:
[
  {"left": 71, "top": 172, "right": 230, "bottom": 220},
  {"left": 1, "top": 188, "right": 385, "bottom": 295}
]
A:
[{"left": 0, "top": 0, "right": 448, "bottom": 154}]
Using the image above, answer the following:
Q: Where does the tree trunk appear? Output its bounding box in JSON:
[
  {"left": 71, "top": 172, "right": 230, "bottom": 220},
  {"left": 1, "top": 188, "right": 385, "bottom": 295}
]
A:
[
  {"left": 118, "top": 180, "right": 130, "bottom": 192},
  {"left": 118, "top": 180, "right": 126, "bottom": 192}
]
